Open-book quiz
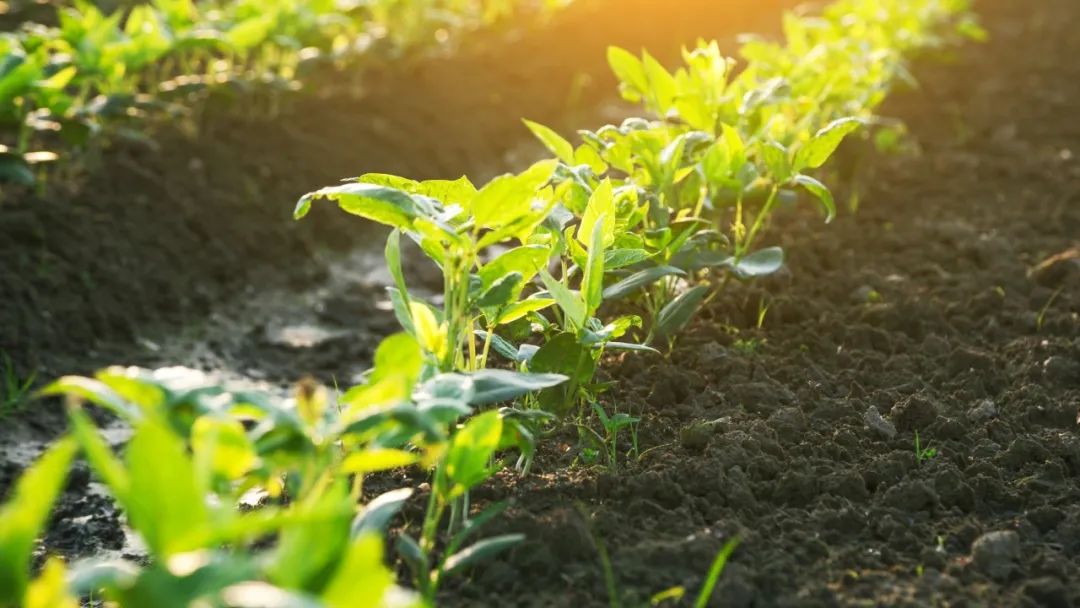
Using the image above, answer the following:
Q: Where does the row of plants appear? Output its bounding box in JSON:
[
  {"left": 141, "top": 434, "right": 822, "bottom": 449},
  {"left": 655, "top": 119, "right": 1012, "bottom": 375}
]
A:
[
  {"left": 0, "top": 0, "right": 984, "bottom": 606},
  {"left": 0, "top": 0, "right": 568, "bottom": 185}
]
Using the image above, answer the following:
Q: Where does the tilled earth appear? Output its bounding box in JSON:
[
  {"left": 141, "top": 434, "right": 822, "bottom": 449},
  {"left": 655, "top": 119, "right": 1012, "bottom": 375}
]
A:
[{"left": 3, "top": 0, "right": 1080, "bottom": 606}]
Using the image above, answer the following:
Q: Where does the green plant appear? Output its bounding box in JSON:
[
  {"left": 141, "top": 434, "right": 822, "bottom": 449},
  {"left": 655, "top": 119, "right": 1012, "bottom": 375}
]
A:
[
  {"left": 1036, "top": 286, "right": 1064, "bottom": 332},
  {"left": 1, "top": 0, "right": 568, "bottom": 185},
  {"left": 32, "top": 331, "right": 566, "bottom": 607},
  {"left": 914, "top": 431, "right": 938, "bottom": 464},
  {"left": 579, "top": 402, "right": 640, "bottom": 470},
  {"left": 0, "top": 353, "right": 35, "bottom": 415}
]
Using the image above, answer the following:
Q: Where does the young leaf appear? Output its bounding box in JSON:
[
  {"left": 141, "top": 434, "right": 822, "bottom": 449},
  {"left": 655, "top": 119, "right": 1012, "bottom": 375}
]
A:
[
  {"left": 409, "top": 302, "right": 448, "bottom": 360},
  {"left": 607, "top": 47, "right": 647, "bottom": 101},
  {"left": 654, "top": 285, "right": 710, "bottom": 340},
  {"left": 577, "top": 179, "right": 614, "bottom": 247},
  {"left": 478, "top": 246, "right": 549, "bottom": 291},
  {"left": 477, "top": 273, "right": 523, "bottom": 309},
  {"left": 794, "top": 118, "right": 862, "bottom": 171},
  {"left": 495, "top": 297, "right": 555, "bottom": 325},
  {"left": 371, "top": 333, "right": 424, "bottom": 385},
  {"left": 523, "top": 119, "right": 575, "bottom": 164},
  {"left": 474, "top": 330, "right": 520, "bottom": 362},
  {"left": 581, "top": 214, "right": 607, "bottom": 315},
  {"left": 444, "top": 411, "right": 503, "bottom": 498},
  {"left": 729, "top": 247, "right": 785, "bottom": 278},
  {"left": 441, "top": 534, "right": 525, "bottom": 577},
  {"left": 351, "top": 488, "right": 414, "bottom": 538},
  {"left": 321, "top": 534, "right": 409, "bottom": 608},
  {"left": 471, "top": 160, "right": 557, "bottom": 229},
  {"left": 0, "top": 437, "right": 78, "bottom": 605},
  {"left": 694, "top": 537, "right": 740, "bottom": 608},
  {"left": 294, "top": 183, "right": 420, "bottom": 230},
  {"left": 793, "top": 174, "right": 836, "bottom": 222},
  {"left": 539, "top": 269, "right": 586, "bottom": 330},
  {"left": 385, "top": 230, "right": 411, "bottom": 313},
  {"left": 467, "top": 370, "right": 567, "bottom": 405},
  {"left": 23, "top": 558, "right": 77, "bottom": 608},
  {"left": 602, "top": 266, "right": 686, "bottom": 300},
  {"left": 341, "top": 449, "right": 420, "bottom": 475},
  {"left": 125, "top": 417, "right": 211, "bottom": 557}
]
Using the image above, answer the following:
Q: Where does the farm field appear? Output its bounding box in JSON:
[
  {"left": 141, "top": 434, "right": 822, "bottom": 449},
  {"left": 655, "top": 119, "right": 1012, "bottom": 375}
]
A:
[{"left": 1, "top": 0, "right": 1079, "bottom": 607}]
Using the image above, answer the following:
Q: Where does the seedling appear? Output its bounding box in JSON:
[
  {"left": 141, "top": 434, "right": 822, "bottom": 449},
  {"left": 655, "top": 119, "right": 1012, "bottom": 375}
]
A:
[
  {"left": 914, "top": 431, "right": 938, "bottom": 464},
  {"left": 578, "top": 402, "right": 640, "bottom": 470},
  {"left": 0, "top": 353, "right": 35, "bottom": 415},
  {"left": 1036, "top": 286, "right": 1064, "bottom": 332}
]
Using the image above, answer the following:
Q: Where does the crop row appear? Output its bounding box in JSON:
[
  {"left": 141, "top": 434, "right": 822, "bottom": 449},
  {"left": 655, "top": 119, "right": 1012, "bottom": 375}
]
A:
[
  {"left": 0, "top": 1, "right": 983, "bottom": 606},
  {"left": 0, "top": 0, "right": 565, "bottom": 185}
]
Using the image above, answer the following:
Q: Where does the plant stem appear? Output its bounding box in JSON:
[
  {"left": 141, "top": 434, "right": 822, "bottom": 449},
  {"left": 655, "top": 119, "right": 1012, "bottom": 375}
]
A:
[{"left": 740, "top": 185, "right": 780, "bottom": 256}]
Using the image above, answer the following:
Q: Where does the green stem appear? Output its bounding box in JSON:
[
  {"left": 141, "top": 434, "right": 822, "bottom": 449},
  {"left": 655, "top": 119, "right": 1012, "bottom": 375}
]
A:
[
  {"left": 739, "top": 185, "right": 780, "bottom": 257},
  {"left": 478, "top": 325, "right": 495, "bottom": 369}
]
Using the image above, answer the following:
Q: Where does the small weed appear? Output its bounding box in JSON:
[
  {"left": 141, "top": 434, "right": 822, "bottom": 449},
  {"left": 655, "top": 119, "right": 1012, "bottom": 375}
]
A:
[
  {"left": 733, "top": 337, "right": 765, "bottom": 355},
  {"left": 1, "top": 353, "right": 36, "bottom": 416},
  {"left": 914, "top": 431, "right": 938, "bottom": 464},
  {"left": 1036, "top": 286, "right": 1064, "bottom": 332}
]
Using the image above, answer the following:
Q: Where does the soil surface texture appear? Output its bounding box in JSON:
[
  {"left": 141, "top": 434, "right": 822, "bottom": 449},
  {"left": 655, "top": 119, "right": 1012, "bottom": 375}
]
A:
[{"left": 2, "top": 0, "right": 1080, "bottom": 606}]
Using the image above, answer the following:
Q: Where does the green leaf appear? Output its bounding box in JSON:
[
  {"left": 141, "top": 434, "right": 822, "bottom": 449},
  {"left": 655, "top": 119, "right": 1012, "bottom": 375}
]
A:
[
  {"left": 0, "top": 437, "right": 78, "bottom": 604},
  {"left": 351, "top": 488, "right": 413, "bottom": 538},
  {"left": 39, "top": 376, "right": 141, "bottom": 421},
  {"left": 468, "top": 370, "right": 567, "bottom": 405},
  {"left": 478, "top": 246, "right": 549, "bottom": 291},
  {"left": 341, "top": 449, "right": 420, "bottom": 475},
  {"left": 192, "top": 416, "right": 256, "bottom": 482},
  {"left": 539, "top": 269, "right": 586, "bottom": 330},
  {"left": 442, "top": 534, "right": 525, "bottom": 577},
  {"left": 577, "top": 179, "right": 615, "bottom": 247},
  {"left": 794, "top": 117, "right": 862, "bottom": 171},
  {"left": 371, "top": 333, "right": 424, "bottom": 384},
  {"left": 476, "top": 272, "right": 523, "bottom": 309},
  {"left": 125, "top": 417, "right": 211, "bottom": 558},
  {"left": 605, "top": 341, "right": 660, "bottom": 354},
  {"left": 495, "top": 297, "right": 555, "bottom": 325},
  {"left": 409, "top": 302, "right": 447, "bottom": 360},
  {"left": 524, "top": 119, "right": 574, "bottom": 164},
  {"left": 760, "top": 141, "right": 790, "bottom": 182},
  {"left": 321, "top": 534, "right": 411, "bottom": 608},
  {"left": 654, "top": 285, "right": 710, "bottom": 340},
  {"left": 603, "top": 266, "right": 685, "bottom": 300},
  {"left": 581, "top": 214, "right": 607, "bottom": 315},
  {"left": 395, "top": 534, "right": 427, "bottom": 581},
  {"left": 385, "top": 230, "right": 411, "bottom": 311},
  {"left": 694, "top": 537, "right": 740, "bottom": 608},
  {"left": 294, "top": 183, "right": 419, "bottom": 230},
  {"left": 444, "top": 411, "right": 503, "bottom": 498},
  {"left": 793, "top": 174, "right": 836, "bottom": 222},
  {"left": 226, "top": 14, "right": 275, "bottom": 52},
  {"left": 729, "top": 247, "right": 784, "bottom": 278},
  {"left": 604, "top": 248, "right": 653, "bottom": 269},
  {"left": 471, "top": 160, "right": 557, "bottom": 229},
  {"left": 608, "top": 47, "right": 647, "bottom": 102},
  {"left": 268, "top": 482, "right": 352, "bottom": 591},
  {"left": 474, "top": 331, "right": 520, "bottom": 362}
]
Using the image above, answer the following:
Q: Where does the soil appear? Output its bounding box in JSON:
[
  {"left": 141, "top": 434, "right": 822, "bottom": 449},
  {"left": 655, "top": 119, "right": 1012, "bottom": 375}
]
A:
[{"left": 2, "top": 0, "right": 1080, "bottom": 606}]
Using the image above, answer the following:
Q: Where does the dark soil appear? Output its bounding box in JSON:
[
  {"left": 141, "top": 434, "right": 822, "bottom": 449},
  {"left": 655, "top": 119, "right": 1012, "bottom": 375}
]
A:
[{"left": 4, "top": 0, "right": 1080, "bottom": 606}]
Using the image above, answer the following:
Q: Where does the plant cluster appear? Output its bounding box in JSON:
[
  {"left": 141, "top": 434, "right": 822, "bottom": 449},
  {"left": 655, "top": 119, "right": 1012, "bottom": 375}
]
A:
[
  {"left": 295, "top": 0, "right": 983, "bottom": 418},
  {"left": 0, "top": 0, "right": 567, "bottom": 185},
  {"left": 1, "top": 332, "right": 565, "bottom": 607},
  {"left": 0, "top": 0, "right": 983, "bottom": 605}
]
